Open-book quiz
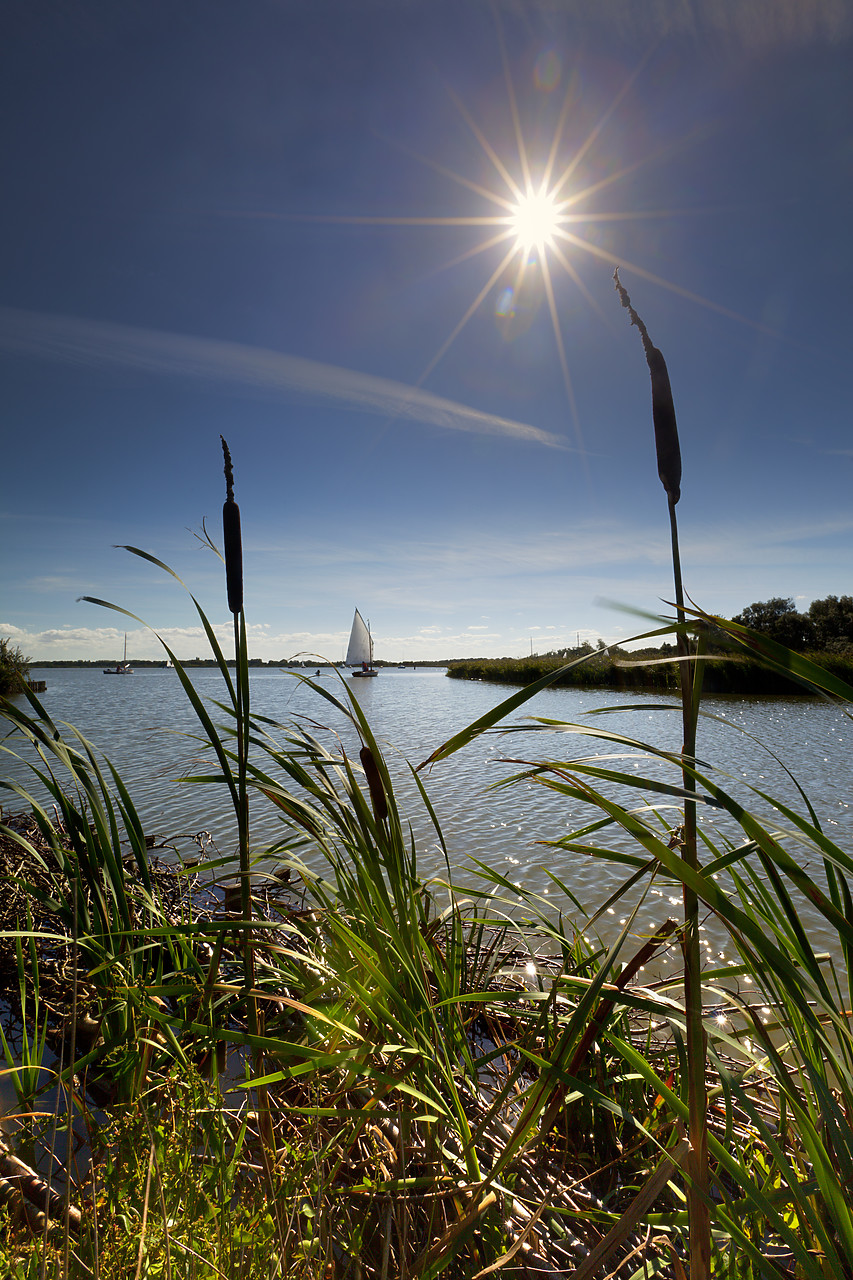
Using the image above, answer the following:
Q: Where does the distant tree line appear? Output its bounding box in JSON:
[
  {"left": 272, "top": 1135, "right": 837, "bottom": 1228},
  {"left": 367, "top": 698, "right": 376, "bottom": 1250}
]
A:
[
  {"left": 446, "top": 596, "right": 853, "bottom": 694},
  {"left": 732, "top": 595, "right": 853, "bottom": 652}
]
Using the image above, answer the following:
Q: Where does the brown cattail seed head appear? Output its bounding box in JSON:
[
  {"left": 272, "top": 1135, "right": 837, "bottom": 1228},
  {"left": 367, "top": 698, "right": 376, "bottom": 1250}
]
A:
[
  {"left": 614, "top": 270, "right": 681, "bottom": 506},
  {"left": 221, "top": 436, "right": 244, "bottom": 614},
  {"left": 359, "top": 745, "right": 388, "bottom": 822}
]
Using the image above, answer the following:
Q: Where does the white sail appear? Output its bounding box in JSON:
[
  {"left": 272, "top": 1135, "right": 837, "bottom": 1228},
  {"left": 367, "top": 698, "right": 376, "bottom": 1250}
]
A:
[{"left": 345, "top": 608, "right": 373, "bottom": 667}]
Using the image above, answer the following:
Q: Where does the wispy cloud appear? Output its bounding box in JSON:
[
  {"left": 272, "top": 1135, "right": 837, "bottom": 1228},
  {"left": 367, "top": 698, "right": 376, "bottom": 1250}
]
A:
[
  {"left": 0, "top": 306, "right": 568, "bottom": 450},
  {"left": 26, "top": 575, "right": 93, "bottom": 593},
  {"left": 245, "top": 513, "right": 853, "bottom": 619},
  {"left": 682, "top": 514, "right": 853, "bottom": 564}
]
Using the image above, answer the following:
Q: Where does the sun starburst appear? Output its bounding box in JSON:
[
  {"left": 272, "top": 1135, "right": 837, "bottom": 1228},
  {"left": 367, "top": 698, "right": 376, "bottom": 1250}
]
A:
[
  {"left": 239, "top": 23, "right": 767, "bottom": 455},
  {"left": 288, "top": 43, "right": 685, "bottom": 454}
]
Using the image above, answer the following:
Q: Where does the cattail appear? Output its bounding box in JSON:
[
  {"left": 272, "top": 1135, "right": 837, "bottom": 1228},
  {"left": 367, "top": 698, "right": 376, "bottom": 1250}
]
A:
[
  {"left": 221, "top": 436, "right": 243, "bottom": 614},
  {"left": 614, "top": 270, "right": 681, "bottom": 506},
  {"left": 359, "top": 744, "right": 388, "bottom": 822}
]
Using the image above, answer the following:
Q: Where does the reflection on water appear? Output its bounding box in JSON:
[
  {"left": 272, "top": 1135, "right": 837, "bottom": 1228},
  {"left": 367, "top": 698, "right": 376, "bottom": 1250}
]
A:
[{"left": 5, "top": 666, "right": 852, "bottom": 961}]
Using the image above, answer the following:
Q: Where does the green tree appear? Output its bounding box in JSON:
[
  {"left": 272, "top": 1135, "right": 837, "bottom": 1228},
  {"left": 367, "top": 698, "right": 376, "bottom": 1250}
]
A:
[
  {"left": 732, "top": 597, "right": 815, "bottom": 651},
  {"left": 0, "top": 638, "right": 30, "bottom": 695},
  {"left": 808, "top": 594, "right": 853, "bottom": 651}
]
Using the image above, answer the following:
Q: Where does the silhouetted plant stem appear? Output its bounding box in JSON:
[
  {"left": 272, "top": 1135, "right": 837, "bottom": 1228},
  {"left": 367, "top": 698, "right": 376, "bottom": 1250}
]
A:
[
  {"left": 221, "top": 438, "right": 253, "bottom": 1006},
  {"left": 616, "top": 273, "right": 710, "bottom": 1278},
  {"left": 221, "top": 439, "right": 275, "bottom": 1172},
  {"left": 670, "top": 498, "right": 710, "bottom": 1278},
  {"left": 232, "top": 612, "right": 253, "bottom": 997}
]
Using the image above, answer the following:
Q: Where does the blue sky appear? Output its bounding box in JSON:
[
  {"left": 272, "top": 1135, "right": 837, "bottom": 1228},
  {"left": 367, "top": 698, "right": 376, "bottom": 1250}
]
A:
[{"left": 2, "top": 0, "right": 851, "bottom": 662}]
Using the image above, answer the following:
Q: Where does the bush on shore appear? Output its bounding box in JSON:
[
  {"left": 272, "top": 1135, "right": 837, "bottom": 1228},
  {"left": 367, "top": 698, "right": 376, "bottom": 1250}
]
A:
[{"left": 0, "top": 638, "right": 29, "bottom": 696}]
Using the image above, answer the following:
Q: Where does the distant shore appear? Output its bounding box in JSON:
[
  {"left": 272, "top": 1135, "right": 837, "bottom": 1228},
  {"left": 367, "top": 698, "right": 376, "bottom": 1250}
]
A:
[
  {"left": 27, "top": 658, "right": 450, "bottom": 670},
  {"left": 446, "top": 648, "right": 853, "bottom": 695},
  {"left": 25, "top": 651, "right": 853, "bottom": 694}
]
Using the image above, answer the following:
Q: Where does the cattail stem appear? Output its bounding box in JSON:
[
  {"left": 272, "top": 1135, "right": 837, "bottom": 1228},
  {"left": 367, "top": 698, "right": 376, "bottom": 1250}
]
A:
[
  {"left": 219, "top": 439, "right": 275, "bottom": 1172},
  {"left": 617, "top": 273, "right": 710, "bottom": 1279},
  {"left": 220, "top": 439, "right": 250, "bottom": 951},
  {"left": 670, "top": 500, "right": 710, "bottom": 1278}
]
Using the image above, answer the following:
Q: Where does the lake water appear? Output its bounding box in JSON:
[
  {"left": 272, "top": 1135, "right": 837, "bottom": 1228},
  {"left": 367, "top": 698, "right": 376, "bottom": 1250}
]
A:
[{"left": 4, "top": 666, "right": 852, "bottom": 962}]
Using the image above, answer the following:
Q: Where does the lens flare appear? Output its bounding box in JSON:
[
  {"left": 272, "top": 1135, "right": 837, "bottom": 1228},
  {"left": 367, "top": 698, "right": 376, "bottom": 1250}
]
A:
[
  {"left": 534, "top": 48, "right": 561, "bottom": 92},
  {"left": 495, "top": 285, "right": 515, "bottom": 319}
]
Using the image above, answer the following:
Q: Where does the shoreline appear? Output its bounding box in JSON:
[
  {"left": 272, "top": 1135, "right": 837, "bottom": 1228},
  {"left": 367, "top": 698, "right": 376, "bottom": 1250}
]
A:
[{"left": 446, "top": 649, "right": 853, "bottom": 695}]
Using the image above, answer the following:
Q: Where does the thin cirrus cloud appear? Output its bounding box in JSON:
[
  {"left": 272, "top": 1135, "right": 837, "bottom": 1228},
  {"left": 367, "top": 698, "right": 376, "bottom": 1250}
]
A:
[
  {"left": 0, "top": 306, "right": 568, "bottom": 450},
  {"left": 254, "top": 513, "right": 853, "bottom": 580}
]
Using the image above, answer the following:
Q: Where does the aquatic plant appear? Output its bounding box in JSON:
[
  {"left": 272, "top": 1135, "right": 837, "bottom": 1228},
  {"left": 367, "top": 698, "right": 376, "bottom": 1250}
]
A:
[
  {"left": 0, "top": 912, "right": 51, "bottom": 1114},
  {"left": 3, "top": 348, "right": 853, "bottom": 1276},
  {"left": 415, "top": 278, "right": 853, "bottom": 1277},
  {"left": 0, "top": 538, "right": 687, "bottom": 1274},
  {"left": 614, "top": 268, "right": 710, "bottom": 1276},
  {"left": 446, "top": 647, "right": 853, "bottom": 693}
]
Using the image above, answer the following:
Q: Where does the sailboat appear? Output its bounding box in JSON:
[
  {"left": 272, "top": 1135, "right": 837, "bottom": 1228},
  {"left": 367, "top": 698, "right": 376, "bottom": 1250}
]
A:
[
  {"left": 104, "top": 633, "right": 133, "bottom": 675},
  {"left": 346, "top": 608, "right": 378, "bottom": 677}
]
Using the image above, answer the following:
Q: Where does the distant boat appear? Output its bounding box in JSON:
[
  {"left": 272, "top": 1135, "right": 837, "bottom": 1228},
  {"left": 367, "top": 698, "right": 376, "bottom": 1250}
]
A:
[
  {"left": 104, "top": 633, "right": 133, "bottom": 675},
  {"left": 346, "top": 608, "right": 378, "bottom": 677}
]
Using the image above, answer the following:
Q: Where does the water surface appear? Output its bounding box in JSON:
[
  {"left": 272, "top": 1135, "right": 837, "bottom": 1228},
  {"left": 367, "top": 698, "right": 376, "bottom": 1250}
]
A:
[{"left": 5, "top": 666, "right": 851, "bottom": 960}]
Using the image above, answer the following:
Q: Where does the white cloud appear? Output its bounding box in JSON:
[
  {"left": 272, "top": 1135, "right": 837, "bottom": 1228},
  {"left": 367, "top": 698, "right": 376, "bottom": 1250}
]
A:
[
  {"left": 0, "top": 306, "right": 568, "bottom": 451},
  {"left": 9, "top": 508, "right": 853, "bottom": 661}
]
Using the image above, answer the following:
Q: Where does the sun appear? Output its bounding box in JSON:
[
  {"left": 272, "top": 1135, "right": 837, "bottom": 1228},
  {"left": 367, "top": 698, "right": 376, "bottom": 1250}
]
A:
[
  {"left": 266, "top": 28, "right": 746, "bottom": 454},
  {"left": 509, "top": 186, "right": 563, "bottom": 253}
]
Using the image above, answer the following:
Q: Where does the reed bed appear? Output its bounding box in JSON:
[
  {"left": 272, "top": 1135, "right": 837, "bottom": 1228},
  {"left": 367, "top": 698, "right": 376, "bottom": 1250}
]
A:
[
  {"left": 2, "top": 318, "right": 853, "bottom": 1278},
  {"left": 3, "top": 604, "right": 853, "bottom": 1277},
  {"left": 446, "top": 650, "right": 853, "bottom": 695}
]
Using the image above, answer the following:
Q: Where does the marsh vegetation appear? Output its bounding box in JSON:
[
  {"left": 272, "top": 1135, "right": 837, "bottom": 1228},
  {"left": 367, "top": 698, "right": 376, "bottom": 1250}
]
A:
[
  {"left": 446, "top": 643, "right": 853, "bottom": 695},
  {"left": 2, "top": 301, "right": 853, "bottom": 1279}
]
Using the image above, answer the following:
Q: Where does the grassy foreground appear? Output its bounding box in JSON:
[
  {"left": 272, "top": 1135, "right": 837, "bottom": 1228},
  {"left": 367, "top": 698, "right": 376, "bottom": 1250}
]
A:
[{"left": 2, "top": 577, "right": 853, "bottom": 1277}]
